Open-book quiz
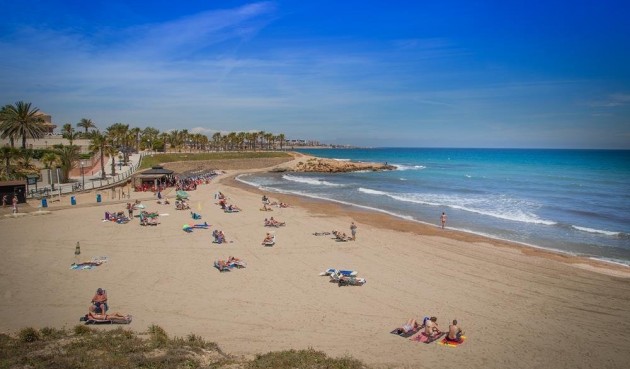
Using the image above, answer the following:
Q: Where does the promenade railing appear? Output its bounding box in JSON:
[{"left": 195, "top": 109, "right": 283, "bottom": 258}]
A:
[{"left": 28, "top": 152, "right": 147, "bottom": 199}]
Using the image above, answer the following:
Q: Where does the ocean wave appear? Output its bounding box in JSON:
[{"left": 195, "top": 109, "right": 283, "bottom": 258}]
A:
[
  {"left": 358, "top": 187, "right": 389, "bottom": 196},
  {"left": 357, "top": 187, "right": 556, "bottom": 225},
  {"left": 282, "top": 174, "right": 344, "bottom": 187},
  {"left": 332, "top": 158, "right": 351, "bottom": 161},
  {"left": 571, "top": 225, "right": 622, "bottom": 237},
  {"left": 393, "top": 164, "right": 426, "bottom": 171}
]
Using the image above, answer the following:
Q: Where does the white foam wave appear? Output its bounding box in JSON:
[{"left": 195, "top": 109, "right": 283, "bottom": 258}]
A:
[
  {"left": 358, "top": 187, "right": 389, "bottom": 196},
  {"left": 282, "top": 174, "right": 344, "bottom": 187},
  {"left": 358, "top": 188, "right": 556, "bottom": 226},
  {"left": 332, "top": 158, "right": 351, "bottom": 161},
  {"left": 572, "top": 226, "right": 620, "bottom": 237},
  {"left": 393, "top": 164, "right": 426, "bottom": 171}
]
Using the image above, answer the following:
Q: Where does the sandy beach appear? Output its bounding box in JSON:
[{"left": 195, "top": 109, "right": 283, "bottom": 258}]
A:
[{"left": 1, "top": 157, "right": 629, "bottom": 369}]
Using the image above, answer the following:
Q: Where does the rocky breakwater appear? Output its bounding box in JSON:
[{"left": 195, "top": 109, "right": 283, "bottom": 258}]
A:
[{"left": 277, "top": 157, "right": 396, "bottom": 173}]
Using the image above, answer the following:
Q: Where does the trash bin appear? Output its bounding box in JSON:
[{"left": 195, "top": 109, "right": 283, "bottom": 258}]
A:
[
  {"left": 71, "top": 196, "right": 76, "bottom": 205},
  {"left": 96, "top": 194, "right": 102, "bottom": 203},
  {"left": 41, "top": 198, "right": 48, "bottom": 208}
]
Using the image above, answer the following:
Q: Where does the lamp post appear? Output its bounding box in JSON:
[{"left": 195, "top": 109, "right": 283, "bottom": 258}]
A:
[{"left": 80, "top": 160, "right": 86, "bottom": 190}]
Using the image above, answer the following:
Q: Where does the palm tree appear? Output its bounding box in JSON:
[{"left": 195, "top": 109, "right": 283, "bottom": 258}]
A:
[
  {"left": 0, "top": 146, "right": 17, "bottom": 179},
  {"left": 41, "top": 152, "right": 59, "bottom": 169},
  {"left": 1, "top": 101, "right": 45, "bottom": 149},
  {"left": 53, "top": 144, "right": 79, "bottom": 181},
  {"left": 103, "top": 139, "right": 118, "bottom": 176},
  {"left": 265, "top": 133, "right": 274, "bottom": 150},
  {"left": 0, "top": 105, "right": 17, "bottom": 148},
  {"left": 88, "top": 130, "right": 108, "bottom": 180},
  {"left": 211, "top": 132, "right": 222, "bottom": 151},
  {"left": 129, "top": 127, "right": 141, "bottom": 152},
  {"left": 77, "top": 118, "right": 96, "bottom": 135},
  {"left": 62, "top": 123, "right": 79, "bottom": 146},
  {"left": 258, "top": 131, "right": 266, "bottom": 150},
  {"left": 141, "top": 127, "right": 159, "bottom": 149},
  {"left": 277, "top": 133, "right": 285, "bottom": 150}
]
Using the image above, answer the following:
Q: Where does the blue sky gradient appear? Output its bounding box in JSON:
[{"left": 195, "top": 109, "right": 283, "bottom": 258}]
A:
[{"left": 1, "top": 0, "right": 628, "bottom": 148}]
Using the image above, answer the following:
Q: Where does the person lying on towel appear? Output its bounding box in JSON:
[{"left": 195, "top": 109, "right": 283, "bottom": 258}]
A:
[
  {"left": 88, "top": 305, "right": 130, "bottom": 321},
  {"left": 395, "top": 318, "right": 420, "bottom": 334}
]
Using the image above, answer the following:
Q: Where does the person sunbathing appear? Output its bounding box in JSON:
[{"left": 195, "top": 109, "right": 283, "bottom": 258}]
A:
[
  {"left": 262, "top": 233, "right": 275, "bottom": 245},
  {"left": 215, "top": 259, "right": 230, "bottom": 271},
  {"left": 226, "top": 204, "right": 241, "bottom": 212},
  {"left": 424, "top": 316, "right": 441, "bottom": 337},
  {"left": 88, "top": 305, "right": 130, "bottom": 321},
  {"left": 269, "top": 217, "right": 285, "bottom": 226},
  {"left": 332, "top": 231, "right": 350, "bottom": 241},
  {"left": 396, "top": 318, "right": 420, "bottom": 334},
  {"left": 260, "top": 204, "right": 273, "bottom": 211},
  {"left": 227, "top": 256, "right": 245, "bottom": 268}
]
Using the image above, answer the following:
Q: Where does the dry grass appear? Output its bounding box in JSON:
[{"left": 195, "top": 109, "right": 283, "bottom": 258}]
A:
[{"left": 0, "top": 326, "right": 370, "bottom": 369}]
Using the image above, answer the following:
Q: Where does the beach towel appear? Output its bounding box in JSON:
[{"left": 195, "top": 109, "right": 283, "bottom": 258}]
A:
[
  {"left": 410, "top": 331, "right": 446, "bottom": 343},
  {"left": 439, "top": 336, "right": 466, "bottom": 347},
  {"left": 70, "top": 257, "right": 108, "bottom": 270},
  {"left": 391, "top": 327, "right": 420, "bottom": 338}
]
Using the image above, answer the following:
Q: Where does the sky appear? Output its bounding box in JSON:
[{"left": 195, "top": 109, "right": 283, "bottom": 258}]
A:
[{"left": 1, "top": 0, "right": 629, "bottom": 149}]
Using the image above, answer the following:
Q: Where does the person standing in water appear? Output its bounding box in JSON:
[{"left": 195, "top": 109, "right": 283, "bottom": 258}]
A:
[{"left": 440, "top": 212, "right": 447, "bottom": 229}]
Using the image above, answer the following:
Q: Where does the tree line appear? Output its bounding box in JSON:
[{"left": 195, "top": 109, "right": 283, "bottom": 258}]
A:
[{"left": 0, "top": 101, "right": 287, "bottom": 182}]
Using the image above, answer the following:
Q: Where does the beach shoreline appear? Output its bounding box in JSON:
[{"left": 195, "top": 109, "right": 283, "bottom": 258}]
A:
[
  {"left": 1, "top": 156, "right": 629, "bottom": 368},
  {"left": 223, "top": 170, "right": 630, "bottom": 279}
]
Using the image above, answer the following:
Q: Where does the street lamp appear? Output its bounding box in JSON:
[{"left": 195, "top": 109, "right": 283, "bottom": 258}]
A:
[{"left": 80, "top": 160, "right": 86, "bottom": 190}]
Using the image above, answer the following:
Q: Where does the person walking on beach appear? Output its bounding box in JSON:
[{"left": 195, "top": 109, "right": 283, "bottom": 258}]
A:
[
  {"left": 440, "top": 212, "right": 447, "bottom": 229},
  {"left": 2, "top": 194, "right": 7, "bottom": 207},
  {"left": 350, "top": 222, "right": 357, "bottom": 240},
  {"left": 12, "top": 195, "right": 18, "bottom": 214}
]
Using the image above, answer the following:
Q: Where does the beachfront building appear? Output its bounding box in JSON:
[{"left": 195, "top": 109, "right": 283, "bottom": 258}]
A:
[
  {"left": 133, "top": 165, "right": 174, "bottom": 192},
  {"left": 0, "top": 111, "right": 92, "bottom": 153}
]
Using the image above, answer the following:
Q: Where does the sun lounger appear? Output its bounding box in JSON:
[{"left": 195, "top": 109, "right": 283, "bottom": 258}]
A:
[
  {"left": 329, "top": 271, "right": 366, "bottom": 286},
  {"left": 319, "top": 268, "right": 357, "bottom": 277}
]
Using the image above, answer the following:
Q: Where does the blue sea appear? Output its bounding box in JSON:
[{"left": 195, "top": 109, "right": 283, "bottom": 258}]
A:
[{"left": 237, "top": 148, "right": 630, "bottom": 265}]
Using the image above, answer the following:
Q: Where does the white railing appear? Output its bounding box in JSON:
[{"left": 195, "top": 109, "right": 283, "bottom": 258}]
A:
[{"left": 28, "top": 152, "right": 147, "bottom": 199}]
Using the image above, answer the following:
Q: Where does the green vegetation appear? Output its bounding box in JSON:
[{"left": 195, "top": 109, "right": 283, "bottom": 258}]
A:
[
  {"left": 139, "top": 151, "right": 292, "bottom": 170},
  {"left": 0, "top": 326, "right": 369, "bottom": 369}
]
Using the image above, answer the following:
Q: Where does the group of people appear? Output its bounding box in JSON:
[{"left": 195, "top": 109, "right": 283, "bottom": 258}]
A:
[
  {"left": 2, "top": 194, "right": 19, "bottom": 213},
  {"left": 397, "top": 316, "right": 464, "bottom": 343},
  {"left": 87, "top": 288, "right": 130, "bottom": 321},
  {"left": 215, "top": 256, "right": 245, "bottom": 271},
  {"left": 212, "top": 229, "right": 228, "bottom": 244},
  {"left": 332, "top": 222, "right": 357, "bottom": 242},
  {"left": 104, "top": 211, "right": 130, "bottom": 224}
]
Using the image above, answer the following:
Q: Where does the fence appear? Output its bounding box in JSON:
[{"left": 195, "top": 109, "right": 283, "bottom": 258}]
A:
[{"left": 28, "top": 152, "right": 147, "bottom": 199}]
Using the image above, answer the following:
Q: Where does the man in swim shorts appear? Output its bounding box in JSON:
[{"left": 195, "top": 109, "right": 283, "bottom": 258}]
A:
[{"left": 446, "top": 319, "right": 463, "bottom": 342}]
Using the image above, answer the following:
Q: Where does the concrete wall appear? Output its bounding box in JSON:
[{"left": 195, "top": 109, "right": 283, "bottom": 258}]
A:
[{"left": 0, "top": 135, "right": 92, "bottom": 153}]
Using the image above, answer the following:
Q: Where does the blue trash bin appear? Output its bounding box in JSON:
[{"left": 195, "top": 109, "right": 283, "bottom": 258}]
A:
[
  {"left": 41, "top": 198, "right": 48, "bottom": 208},
  {"left": 96, "top": 194, "right": 102, "bottom": 203},
  {"left": 71, "top": 196, "right": 76, "bottom": 205}
]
